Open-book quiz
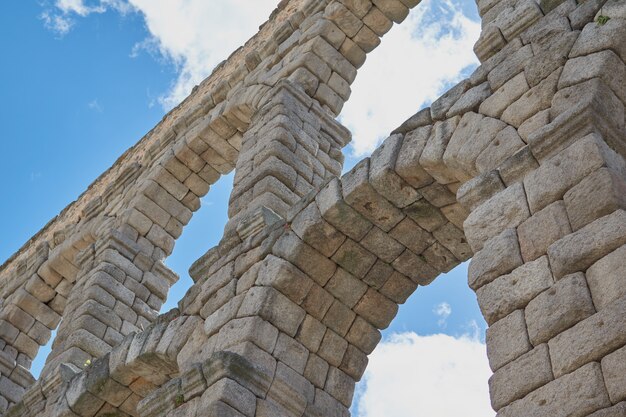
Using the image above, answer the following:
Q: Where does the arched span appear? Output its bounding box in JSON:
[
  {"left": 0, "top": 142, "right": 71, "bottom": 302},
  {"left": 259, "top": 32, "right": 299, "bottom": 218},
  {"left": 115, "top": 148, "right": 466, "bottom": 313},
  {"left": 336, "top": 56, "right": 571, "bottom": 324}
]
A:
[{"left": 1, "top": 0, "right": 626, "bottom": 416}]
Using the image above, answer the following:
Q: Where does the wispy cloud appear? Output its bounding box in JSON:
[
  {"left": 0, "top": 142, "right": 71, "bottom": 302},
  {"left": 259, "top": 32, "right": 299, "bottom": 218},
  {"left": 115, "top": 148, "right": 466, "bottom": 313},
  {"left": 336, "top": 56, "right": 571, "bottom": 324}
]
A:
[
  {"left": 41, "top": 0, "right": 133, "bottom": 36},
  {"left": 87, "top": 99, "right": 103, "bottom": 112},
  {"left": 354, "top": 332, "right": 494, "bottom": 417},
  {"left": 434, "top": 302, "right": 452, "bottom": 328}
]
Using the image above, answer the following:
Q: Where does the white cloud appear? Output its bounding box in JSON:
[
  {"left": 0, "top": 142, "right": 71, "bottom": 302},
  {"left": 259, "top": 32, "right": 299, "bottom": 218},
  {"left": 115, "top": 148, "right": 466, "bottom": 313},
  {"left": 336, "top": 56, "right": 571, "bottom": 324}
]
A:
[
  {"left": 87, "top": 99, "right": 103, "bottom": 112},
  {"left": 341, "top": 0, "right": 481, "bottom": 156},
  {"left": 41, "top": 0, "right": 277, "bottom": 107},
  {"left": 355, "top": 332, "right": 494, "bottom": 417},
  {"left": 434, "top": 302, "right": 452, "bottom": 327}
]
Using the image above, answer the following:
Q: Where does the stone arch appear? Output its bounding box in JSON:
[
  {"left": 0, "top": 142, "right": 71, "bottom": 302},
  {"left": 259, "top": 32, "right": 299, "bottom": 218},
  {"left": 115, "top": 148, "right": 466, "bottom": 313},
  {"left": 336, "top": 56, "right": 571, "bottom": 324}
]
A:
[{"left": 2, "top": 0, "right": 626, "bottom": 415}]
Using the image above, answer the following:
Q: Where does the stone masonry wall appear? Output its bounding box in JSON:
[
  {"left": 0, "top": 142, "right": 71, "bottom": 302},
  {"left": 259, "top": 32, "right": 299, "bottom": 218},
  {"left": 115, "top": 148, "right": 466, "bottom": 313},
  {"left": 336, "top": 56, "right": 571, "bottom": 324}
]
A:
[{"left": 1, "top": 0, "right": 626, "bottom": 416}]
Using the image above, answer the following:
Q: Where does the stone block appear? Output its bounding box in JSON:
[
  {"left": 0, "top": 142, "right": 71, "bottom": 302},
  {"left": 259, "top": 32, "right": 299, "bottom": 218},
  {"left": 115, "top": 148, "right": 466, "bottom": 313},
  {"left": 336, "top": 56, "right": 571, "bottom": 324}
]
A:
[
  {"left": 371, "top": 0, "right": 409, "bottom": 23},
  {"left": 305, "top": 354, "right": 329, "bottom": 388},
  {"left": 370, "top": 134, "right": 420, "bottom": 208},
  {"left": 324, "top": 268, "right": 367, "bottom": 308},
  {"left": 267, "top": 362, "right": 314, "bottom": 416},
  {"left": 486, "top": 310, "right": 532, "bottom": 371},
  {"left": 444, "top": 113, "right": 506, "bottom": 180},
  {"left": 324, "top": 2, "right": 363, "bottom": 37},
  {"left": 560, "top": 50, "right": 626, "bottom": 105},
  {"left": 379, "top": 271, "right": 417, "bottom": 304},
  {"left": 517, "top": 200, "right": 572, "bottom": 262},
  {"left": 549, "top": 294, "right": 626, "bottom": 377},
  {"left": 481, "top": 72, "right": 528, "bottom": 118},
  {"left": 403, "top": 199, "right": 447, "bottom": 233},
  {"left": 256, "top": 255, "right": 314, "bottom": 305},
  {"left": 340, "top": 344, "right": 368, "bottom": 381},
  {"left": 601, "top": 344, "right": 626, "bottom": 403},
  {"left": 295, "top": 315, "right": 325, "bottom": 353},
  {"left": 477, "top": 256, "right": 553, "bottom": 325},
  {"left": 422, "top": 242, "right": 457, "bottom": 273},
  {"left": 586, "top": 244, "right": 626, "bottom": 311},
  {"left": 447, "top": 81, "right": 491, "bottom": 117},
  {"left": 325, "top": 367, "right": 354, "bottom": 407},
  {"left": 200, "top": 378, "right": 256, "bottom": 417},
  {"left": 331, "top": 239, "right": 377, "bottom": 278},
  {"left": 389, "top": 217, "right": 435, "bottom": 256},
  {"left": 430, "top": 79, "right": 471, "bottom": 121},
  {"left": 548, "top": 210, "right": 626, "bottom": 279},
  {"left": 362, "top": 259, "right": 394, "bottom": 289},
  {"left": 464, "top": 183, "right": 530, "bottom": 251},
  {"left": 394, "top": 125, "right": 434, "bottom": 188},
  {"left": 570, "top": 18, "right": 626, "bottom": 63},
  {"left": 587, "top": 402, "right": 626, "bottom": 417},
  {"left": 318, "top": 329, "right": 348, "bottom": 368},
  {"left": 563, "top": 167, "right": 626, "bottom": 231},
  {"left": 353, "top": 288, "right": 397, "bottom": 330},
  {"left": 342, "top": 159, "right": 404, "bottom": 232},
  {"left": 301, "top": 284, "right": 334, "bottom": 321},
  {"left": 524, "top": 134, "right": 624, "bottom": 214},
  {"left": 363, "top": 5, "right": 393, "bottom": 36},
  {"left": 489, "top": 344, "right": 553, "bottom": 411},
  {"left": 273, "top": 231, "right": 337, "bottom": 286},
  {"left": 468, "top": 228, "right": 523, "bottom": 290},
  {"left": 497, "top": 362, "right": 610, "bottom": 417},
  {"left": 346, "top": 317, "right": 381, "bottom": 355},
  {"left": 488, "top": 44, "right": 533, "bottom": 91},
  {"left": 432, "top": 222, "right": 472, "bottom": 261},
  {"left": 238, "top": 287, "right": 305, "bottom": 337},
  {"left": 457, "top": 170, "right": 505, "bottom": 212},
  {"left": 359, "top": 226, "right": 404, "bottom": 263},
  {"left": 526, "top": 272, "right": 596, "bottom": 346},
  {"left": 392, "top": 249, "right": 439, "bottom": 285},
  {"left": 316, "top": 177, "right": 373, "bottom": 241},
  {"left": 273, "top": 333, "right": 308, "bottom": 374},
  {"left": 476, "top": 126, "right": 526, "bottom": 175}
]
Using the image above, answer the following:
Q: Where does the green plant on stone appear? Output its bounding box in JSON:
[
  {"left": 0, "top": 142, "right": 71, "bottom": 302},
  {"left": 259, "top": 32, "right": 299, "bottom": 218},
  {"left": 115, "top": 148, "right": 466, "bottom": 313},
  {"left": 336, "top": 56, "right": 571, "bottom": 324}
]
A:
[
  {"left": 596, "top": 15, "right": 610, "bottom": 25},
  {"left": 174, "top": 394, "right": 184, "bottom": 407}
]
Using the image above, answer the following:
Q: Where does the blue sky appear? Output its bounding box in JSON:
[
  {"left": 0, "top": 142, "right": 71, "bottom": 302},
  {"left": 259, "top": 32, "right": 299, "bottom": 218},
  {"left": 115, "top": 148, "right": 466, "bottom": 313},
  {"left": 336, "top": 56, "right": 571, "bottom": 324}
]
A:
[{"left": 0, "top": 1, "right": 493, "bottom": 415}]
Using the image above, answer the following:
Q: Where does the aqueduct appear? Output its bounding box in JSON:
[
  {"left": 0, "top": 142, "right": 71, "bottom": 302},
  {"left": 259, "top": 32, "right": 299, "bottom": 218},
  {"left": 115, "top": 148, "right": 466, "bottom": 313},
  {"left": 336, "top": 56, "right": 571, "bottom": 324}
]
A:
[{"left": 1, "top": 0, "right": 626, "bottom": 415}]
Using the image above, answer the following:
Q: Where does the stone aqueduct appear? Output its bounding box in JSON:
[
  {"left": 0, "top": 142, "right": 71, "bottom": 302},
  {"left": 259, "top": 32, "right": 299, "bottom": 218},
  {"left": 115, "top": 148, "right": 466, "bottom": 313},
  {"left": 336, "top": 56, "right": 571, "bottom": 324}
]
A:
[{"left": 1, "top": 0, "right": 626, "bottom": 415}]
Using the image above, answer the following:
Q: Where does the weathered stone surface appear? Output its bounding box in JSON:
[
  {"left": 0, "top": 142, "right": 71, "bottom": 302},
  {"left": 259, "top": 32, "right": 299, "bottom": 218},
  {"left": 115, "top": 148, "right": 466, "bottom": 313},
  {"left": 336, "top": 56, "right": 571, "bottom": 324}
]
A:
[
  {"left": 586, "top": 244, "right": 626, "bottom": 311},
  {"left": 477, "top": 256, "right": 553, "bottom": 325},
  {"left": 549, "top": 295, "right": 626, "bottom": 377},
  {"left": 369, "top": 134, "right": 420, "bottom": 208},
  {"left": 497, "top": 362, "right": 610, "bottom": 417},
  {"left": 489, "top": 344, "right": 553, "bottom": 411},
  {"left": 601, "top": 344, "right": 626, "bottom": 404},
  {"left": 479, "top": 72, "right": 529, "bottom": 118},
  {"left": 464, "top": 183, "right": 530, "bottom": 251},
  {"left": 524, "top": 134, "right": 624, "bottom": 214},
  {"left": 291, "top": 202, "right": 346, "bottom": 257},
  {"left": 563, "top": 167, "right": 626, "bottom": 231},
  {"left": 486, "top": 310, "right": 532, "bottom": 371},
  {"left": 517, "top": 200, "right": 572, "bottom": 262},
  {"left": 468, "top": 229, "right": 523, "bottom": 290},
  {"left": 548, "top": 209, "right": 626, "bottom": 279},
  {"left": 342, "top": 159, "right": 404, "bottom": 232},
  {"left": 586, "top": 402, "right": 626, "bottom": 417},
  {"left": 525, "top": 272, "right": 596, "bottom": 345}
]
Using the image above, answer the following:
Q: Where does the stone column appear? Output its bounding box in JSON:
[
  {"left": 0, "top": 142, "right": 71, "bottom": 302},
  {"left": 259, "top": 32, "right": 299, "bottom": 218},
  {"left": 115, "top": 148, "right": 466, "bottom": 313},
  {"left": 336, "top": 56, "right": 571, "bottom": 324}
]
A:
[{"left": 223, "top": 80, "right": 350, "bottom": 241}]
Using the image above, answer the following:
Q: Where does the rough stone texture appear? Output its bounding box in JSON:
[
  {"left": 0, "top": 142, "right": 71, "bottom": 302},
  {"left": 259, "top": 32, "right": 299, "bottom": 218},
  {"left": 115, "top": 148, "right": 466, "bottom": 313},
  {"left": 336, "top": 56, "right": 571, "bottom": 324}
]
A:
[
  {"left": 525, "top": 272, "right": 596, "bottom": 346},
  {"left": 586, "top": 244, "right": 626, "bottom": 311},
  {"left": 486, "top": 310, "right": 532, "bottom": 372},
  {"left": 1, "top": 1, "right": 623, "bottom": 416}
]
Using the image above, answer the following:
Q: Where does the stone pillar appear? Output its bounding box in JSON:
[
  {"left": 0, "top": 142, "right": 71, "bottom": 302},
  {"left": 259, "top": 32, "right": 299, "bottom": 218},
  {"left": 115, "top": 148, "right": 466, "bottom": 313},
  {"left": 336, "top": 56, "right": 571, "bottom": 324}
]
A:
[
  {"left": 39, "top": 229, "right": 179, "bottom": 378},
  {"left": 224, "top": 80, "right": 350, "bottom": 241}
]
